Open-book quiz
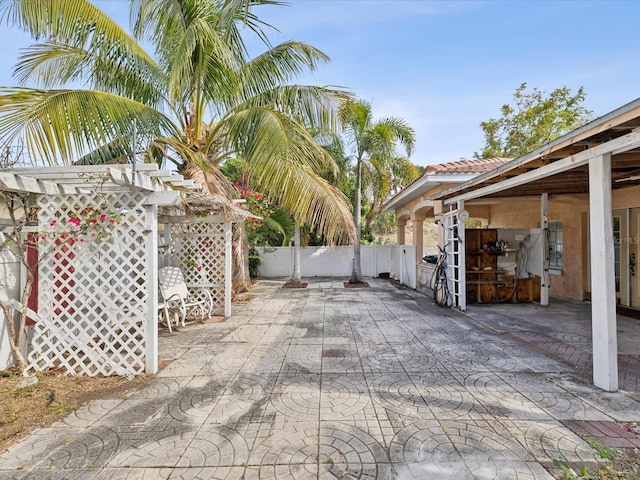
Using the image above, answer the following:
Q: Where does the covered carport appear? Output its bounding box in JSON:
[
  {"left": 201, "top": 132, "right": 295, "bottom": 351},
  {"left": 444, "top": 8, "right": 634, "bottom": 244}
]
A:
[{"left": 432, "top": 97, "right": 640, "bottom": 392}]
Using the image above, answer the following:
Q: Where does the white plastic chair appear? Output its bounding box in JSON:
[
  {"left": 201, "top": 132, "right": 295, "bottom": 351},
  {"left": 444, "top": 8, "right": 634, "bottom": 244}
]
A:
[
  {"left": 158, "top": 266, "right": 214, "bottom": 328},
  {"left": 158, "top": 299, "right": 179, "bottom": 333}
]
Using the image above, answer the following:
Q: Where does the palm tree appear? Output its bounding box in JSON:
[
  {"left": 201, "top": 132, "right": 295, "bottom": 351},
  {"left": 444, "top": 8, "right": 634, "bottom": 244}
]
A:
[
  {"left": 0, "top": 0, "right": 354, "bottom": 244},
  {"left": 362, "top": 155, "right": 420, "bottom": 239},
  {"left": 339, "top": 99, "right": 415, "bottom": 283}
]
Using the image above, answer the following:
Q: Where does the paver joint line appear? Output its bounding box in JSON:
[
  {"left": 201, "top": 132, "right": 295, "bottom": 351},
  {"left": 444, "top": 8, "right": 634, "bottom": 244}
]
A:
[{"left": 0, "top": 277, "right": 639, "bottom": 479}]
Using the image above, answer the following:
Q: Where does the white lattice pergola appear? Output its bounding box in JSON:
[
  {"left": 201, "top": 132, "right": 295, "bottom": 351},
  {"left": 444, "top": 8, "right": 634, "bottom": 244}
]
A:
[
  {"left": 159, "top": 215, "right": 231, "bottom": 317},
  {"left": 0, "top": 164, "right": 241, "bottom": 377}
]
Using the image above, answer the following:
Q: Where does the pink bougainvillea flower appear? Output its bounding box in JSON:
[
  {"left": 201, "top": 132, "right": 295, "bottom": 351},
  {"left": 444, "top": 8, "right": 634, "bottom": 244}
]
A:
[
  {"left": 49, "top": 219, "right": 57, "bottom": 227},
  {"left": 109, "top": 218, "right": 115, "bottom": 224},
  {"left": 68, "top": 216, "right": 81, "bottom": 227},
  {"left": 99, "top": 214, "right": 107, "bottom": 222},
  {"left": 197, "top": 266, "right": 202, "bottom": 271}
]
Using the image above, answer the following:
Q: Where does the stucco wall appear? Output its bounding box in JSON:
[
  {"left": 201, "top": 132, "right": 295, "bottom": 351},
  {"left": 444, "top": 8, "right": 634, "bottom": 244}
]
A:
[{"left": 612, "top": 184, "right": 640, "bottom": 209}]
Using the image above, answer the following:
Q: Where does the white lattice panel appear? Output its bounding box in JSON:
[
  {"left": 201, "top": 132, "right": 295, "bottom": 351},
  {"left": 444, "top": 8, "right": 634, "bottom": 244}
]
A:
[
  {"left": 25, "top": 191, "right": 149, "bottom": 377},
  {"left": 169, "top": 221, "right": 225, "bottom": 314}
]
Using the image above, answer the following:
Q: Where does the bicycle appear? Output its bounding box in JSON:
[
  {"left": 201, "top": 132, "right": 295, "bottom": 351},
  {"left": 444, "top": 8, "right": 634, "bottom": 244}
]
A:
[{"left": 430, "top": 243, "right": 452, "bottom": 307}]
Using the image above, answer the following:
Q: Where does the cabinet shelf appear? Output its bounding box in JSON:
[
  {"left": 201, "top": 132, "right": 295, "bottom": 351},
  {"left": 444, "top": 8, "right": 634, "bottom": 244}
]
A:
[
  {"left": 467, "top": 269, "right": 507, "bottom": 274},
  {"left": 467, "top": 250, "right": 515, "bottom": 255},
  {"left": 465, "top": 229, "right": 503, "bottom": 303},
  {"left": 464, "top": 229, "right": 538, "bottom": 303}
]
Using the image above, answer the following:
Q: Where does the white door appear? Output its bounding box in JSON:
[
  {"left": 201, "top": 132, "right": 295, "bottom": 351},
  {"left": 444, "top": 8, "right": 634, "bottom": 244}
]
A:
[{"left": 629, "top": 208, "right": 640, "bottom": 307}]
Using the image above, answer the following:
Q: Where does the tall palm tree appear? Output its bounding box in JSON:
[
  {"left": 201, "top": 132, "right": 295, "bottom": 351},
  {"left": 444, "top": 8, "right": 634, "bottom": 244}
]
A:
[
  {"left": 339, "top": 99, "right": 415, "bottom": 283},
  {"left": 0, "top": 0, "right": 354, "bottom": 243}
]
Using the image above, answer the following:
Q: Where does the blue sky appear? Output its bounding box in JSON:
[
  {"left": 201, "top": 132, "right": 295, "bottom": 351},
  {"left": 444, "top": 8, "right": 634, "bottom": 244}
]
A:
[{"left": 1, "top": 0, "right": 639, "bottom": 167}]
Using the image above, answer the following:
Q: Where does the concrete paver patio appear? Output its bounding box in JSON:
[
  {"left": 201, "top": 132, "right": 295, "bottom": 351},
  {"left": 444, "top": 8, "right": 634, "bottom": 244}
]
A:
[{"left": 1, "top": 278, "right": 639, "bottom": 479}]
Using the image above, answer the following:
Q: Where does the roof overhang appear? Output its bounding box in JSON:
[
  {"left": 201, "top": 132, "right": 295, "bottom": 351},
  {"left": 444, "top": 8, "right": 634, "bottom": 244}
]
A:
[
  {"left": 383, "top": 173, "right": 477, "bottom": 212},
  {"left": 433, "top": 97, "right": 640, "bottom": 204}
]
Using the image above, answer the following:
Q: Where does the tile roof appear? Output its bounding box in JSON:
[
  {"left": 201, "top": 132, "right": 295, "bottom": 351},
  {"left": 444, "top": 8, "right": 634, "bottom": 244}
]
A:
[
  {"left": 384, "top": 157, "right": 513, "bottom": 211},
  {"left": 424, "top": 157, "right": 511, "bottom": 174}
]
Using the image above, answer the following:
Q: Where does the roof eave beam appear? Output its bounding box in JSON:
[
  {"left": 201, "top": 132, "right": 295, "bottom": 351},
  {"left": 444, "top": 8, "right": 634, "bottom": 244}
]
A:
[{"left": 440, "top": 128, "right": 640, "bottom": 205}]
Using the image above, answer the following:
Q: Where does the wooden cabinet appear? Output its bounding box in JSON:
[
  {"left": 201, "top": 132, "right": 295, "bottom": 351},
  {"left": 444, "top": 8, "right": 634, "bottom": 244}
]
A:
[
  {"left": 465, "top": 229, "right": 508, "bottom": 303},
  {"left": 465, "top": 229, "right": 539, "bottom": 303}
]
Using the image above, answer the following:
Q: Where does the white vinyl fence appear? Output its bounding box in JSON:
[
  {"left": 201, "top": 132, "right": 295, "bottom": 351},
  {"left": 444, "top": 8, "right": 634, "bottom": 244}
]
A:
[{"left": 256, "top": 245, "right": 417, "bottom": 288}]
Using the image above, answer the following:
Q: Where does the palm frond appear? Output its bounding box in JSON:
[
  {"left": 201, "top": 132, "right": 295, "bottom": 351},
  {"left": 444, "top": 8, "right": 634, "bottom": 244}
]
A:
[
  {"left": 338, "top": 98, "right": 374, "bottom": 156},
  {"left": 182, "top": 161, "right": 235, "bottom": 198},
  {"left": 232, "top": 84, "right": 351, "bottom": 134},
  {"left": 131, "top": 0, "right": 237, "bottom": 116},
  {"left": 217, "top": 0, "right": 284, "bottom": 55},
  {"left": 238, "top": 41, "right": 330, "bottom": 96},
  {"left": 224, "top": 105, "right": 335, "bottom": 176},
  {"left": 375, "top": 117, "right": 416, "bottom": 156},
  {"left": 75, "top": 140, "right": 131, "bottom": 165},
  {"left": 2, "top": 0, "right": 158, "bottom": 73},
  {"left": 224, "top": 106, "right": 355, "bottom": 243},
  {"left": 13, "top": 42, "right": 167, "bottom": 108},
  {"left": 0, "top": 87, "right": 177, "bottom": 165},
  {"left": 263, "top": 207, "right": 295, "bottom": 246}
]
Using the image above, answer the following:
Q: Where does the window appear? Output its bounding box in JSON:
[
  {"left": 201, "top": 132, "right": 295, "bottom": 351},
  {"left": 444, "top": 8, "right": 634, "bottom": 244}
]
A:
[{"left": 548, "top": 221, "right": 563, "bottom": 271}]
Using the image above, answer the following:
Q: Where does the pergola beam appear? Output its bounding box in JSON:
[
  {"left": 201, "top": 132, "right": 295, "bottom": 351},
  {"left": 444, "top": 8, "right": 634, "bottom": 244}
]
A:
[
  {"left": 9, "top": 164, "right": 159, "bottom": 175},
  {"left": 0, "top": 172, "right": 78, "bottom": 195},
  {"left": 108, "top": 167, "right": 156, "bottom": 191}
]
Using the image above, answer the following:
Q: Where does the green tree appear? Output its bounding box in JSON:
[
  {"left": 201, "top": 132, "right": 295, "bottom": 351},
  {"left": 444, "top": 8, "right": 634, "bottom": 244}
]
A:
[
  {"left": 0, "top": 0, "right": 354, "bottom": 245},
  {"left": 475, "top": 83, "right": 593, "bottom": 159},
  {"left": 362, "top": 155, "right": 419, "bottom": 240},
  {"left": 339, "top": 99, "right": 415, "bottom": 283},
  {"left": 233, "top": 180, "right": 295, "bottom": 247}
]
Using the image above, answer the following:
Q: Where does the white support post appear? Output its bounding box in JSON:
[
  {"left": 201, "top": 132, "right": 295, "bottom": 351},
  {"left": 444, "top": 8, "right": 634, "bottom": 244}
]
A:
[
  {"left": 145, "top": 204, "right": 159, "bottom": 374},
  {"left": 224, "top": 222, "right": 232, "bottom": 318},
  {"left": 540, "top": 193, "right": 549, "bottom": 306},
  {"left": 457, "top": 200, "right": 466, "bottom": 312},
  {"left": 589, "top": 153, "right": 618, "bottom": 391}
]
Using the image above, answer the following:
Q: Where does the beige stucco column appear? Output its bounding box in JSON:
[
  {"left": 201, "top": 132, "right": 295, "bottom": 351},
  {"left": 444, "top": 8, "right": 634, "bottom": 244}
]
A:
[
  {"left": 412, "top": 212, "right": 427, "bottom": 264},
  {"left": 433, "top": 201, "right": 445, "bottom": 250},
  {"left": 397, "top": 217, "right": 407, "bottom": 244}
]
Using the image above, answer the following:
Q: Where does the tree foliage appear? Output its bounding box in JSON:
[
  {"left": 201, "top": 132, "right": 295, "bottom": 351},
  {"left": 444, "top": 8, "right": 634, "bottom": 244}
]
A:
[
  {"left": 475, "top": 83, "right": 593, "bottom": 159},
  {"left": 233, "top": 180, "right": 295, "bottom": 247},
  {"left": 0, "top": 0, "right": 355, "bottom": 245},
  {"left": 362, "top": 155, "right": 419, "bottom": 240}
]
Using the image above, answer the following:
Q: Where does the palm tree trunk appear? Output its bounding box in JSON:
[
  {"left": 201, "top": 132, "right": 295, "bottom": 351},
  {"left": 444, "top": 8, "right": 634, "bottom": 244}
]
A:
[
  {"left": 363, "top": 204, "right": 377, "bottom": 240},
  {"left": 349, "top": 159, "right": 363, "bottom": 283},
  {"left": 290, "top": 223, "right": 302, "bottom": 284}
]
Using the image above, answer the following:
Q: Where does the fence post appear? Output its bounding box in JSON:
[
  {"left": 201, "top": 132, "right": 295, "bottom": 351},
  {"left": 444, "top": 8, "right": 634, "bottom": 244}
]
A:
[{"left": 145, "top": 204, "right": 158, "bottom": 375}]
